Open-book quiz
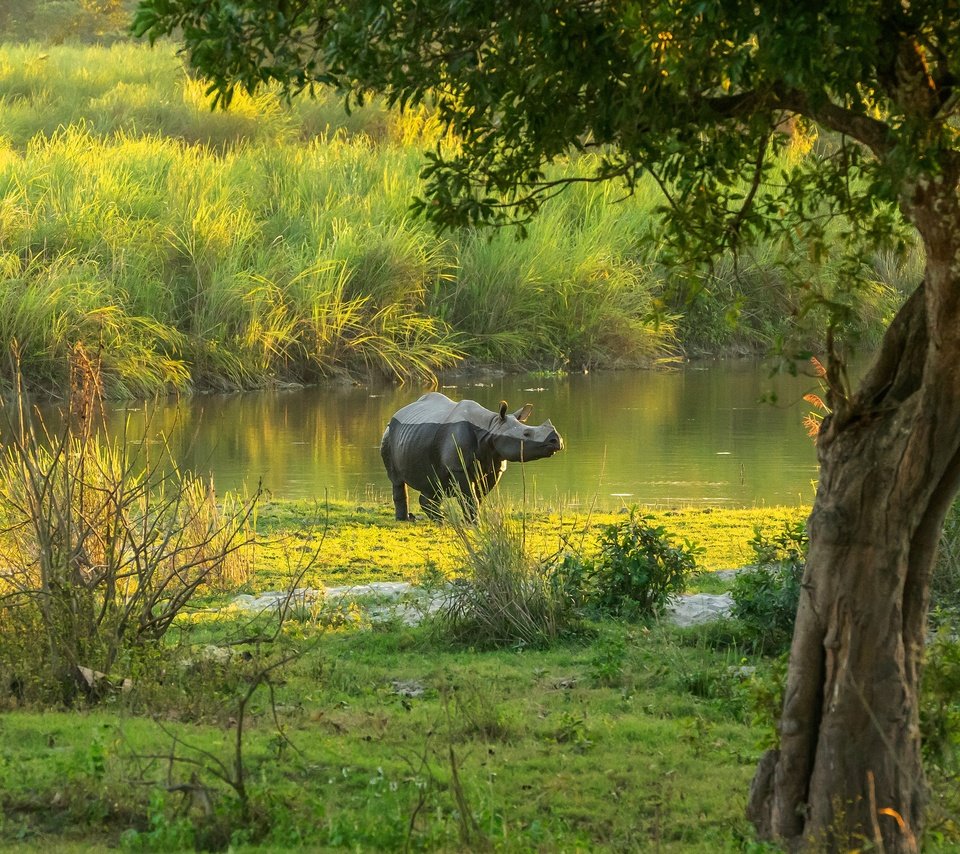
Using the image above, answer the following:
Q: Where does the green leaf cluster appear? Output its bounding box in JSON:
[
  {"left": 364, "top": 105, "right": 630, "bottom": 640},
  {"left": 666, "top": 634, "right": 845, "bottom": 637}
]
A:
[
  {"left": 556, "top": 510, "right": 703, "bottom": 620},
  {"left": 729, "top": 521, "right": 808, "bottom": 654}
]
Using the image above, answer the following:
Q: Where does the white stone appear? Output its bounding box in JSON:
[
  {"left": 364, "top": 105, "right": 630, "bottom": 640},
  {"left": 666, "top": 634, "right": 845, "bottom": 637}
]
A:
[{"left": 665, "top": 593, "right": 735, "bottom": 627}]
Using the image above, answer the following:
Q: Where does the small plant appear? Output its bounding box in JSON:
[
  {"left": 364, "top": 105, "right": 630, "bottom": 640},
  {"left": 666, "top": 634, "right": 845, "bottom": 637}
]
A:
[
  {"left": 556, "top": 511, "right": 702, "bottom": 620},
  {"left": 553, "top": 710, "right": 593, "bottom": 751},
  {"left": 730, "top": 521, "right": 808, "bottom": 655},
  {"left": 431, "top": 502, "right": 580, "bottom": 649},
  {"left": 744, "top": 653, "right": 791, "bottom": 750},
  {"left": 120, "top": 790, "right": 197, "bottom": 852},
  {"left": 587, "top": 630, "right": 629, "bottom": 687}
]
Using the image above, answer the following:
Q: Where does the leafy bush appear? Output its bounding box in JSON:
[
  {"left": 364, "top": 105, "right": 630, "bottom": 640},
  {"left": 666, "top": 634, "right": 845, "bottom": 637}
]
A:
[
  {"left": 933, "top": 499, "right": 960, "bottom": 617},
  {"left": 730, "top": 521, "right": 808, "bottom": 655},
  {"left": 921, "top": 626, "right": 960, "bottom": 768},
  {"left": 556, "top": 511, "right": 701, "bottom": 621}
]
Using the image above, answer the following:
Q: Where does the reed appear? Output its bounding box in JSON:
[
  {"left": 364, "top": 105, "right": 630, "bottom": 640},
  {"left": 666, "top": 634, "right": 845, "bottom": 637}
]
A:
[{"left": 0, "top": 42, "right": 916, "bottom": 396}]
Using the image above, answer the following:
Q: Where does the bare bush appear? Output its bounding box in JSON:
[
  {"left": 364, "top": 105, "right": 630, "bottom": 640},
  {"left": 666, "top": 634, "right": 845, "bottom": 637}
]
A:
[{"left": 0, "top": 346, "right": 257, "bottom": 704}]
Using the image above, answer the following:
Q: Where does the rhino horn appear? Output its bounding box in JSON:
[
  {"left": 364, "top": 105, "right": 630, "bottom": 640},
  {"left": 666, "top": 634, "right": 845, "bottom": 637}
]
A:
[{"left": 499, "top": 400, "right": 508, "bottom": 420}]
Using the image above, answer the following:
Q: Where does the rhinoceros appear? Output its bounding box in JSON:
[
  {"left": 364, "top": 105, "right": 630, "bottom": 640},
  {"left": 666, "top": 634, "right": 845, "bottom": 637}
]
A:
[{"left": 380, "top": 392, "right": 564, "bottom": 521}]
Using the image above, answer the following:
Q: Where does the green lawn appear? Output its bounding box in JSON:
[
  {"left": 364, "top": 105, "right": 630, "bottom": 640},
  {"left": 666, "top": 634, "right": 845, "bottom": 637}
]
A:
[{"left": 2, "top": 500, "right": 957, "bottom": 852}]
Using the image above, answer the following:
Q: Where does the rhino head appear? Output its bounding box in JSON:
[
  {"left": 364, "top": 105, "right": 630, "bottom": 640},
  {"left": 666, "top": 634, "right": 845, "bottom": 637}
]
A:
[{"left": 489, "top": 400, "right": 564, "bottom": 462}]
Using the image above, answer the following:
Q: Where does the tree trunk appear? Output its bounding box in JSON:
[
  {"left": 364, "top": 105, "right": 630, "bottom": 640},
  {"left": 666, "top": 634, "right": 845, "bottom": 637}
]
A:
[{"left": 749, "top": 177, "right": 960, "bottom": 851}]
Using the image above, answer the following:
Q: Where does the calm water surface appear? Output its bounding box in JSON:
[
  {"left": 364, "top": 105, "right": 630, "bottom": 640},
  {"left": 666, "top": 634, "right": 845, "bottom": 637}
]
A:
[{"left": 100, "top": 361, "right": 822, "bottom": 509}]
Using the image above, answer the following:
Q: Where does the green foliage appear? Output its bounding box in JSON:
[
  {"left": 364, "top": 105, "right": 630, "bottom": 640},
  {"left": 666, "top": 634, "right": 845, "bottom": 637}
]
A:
[
  {"left": 132, "top": 0, "right": 933, "bottom": 279},
  {"left": 923, "top": 627, "right": 960, "bottom": 848},
  {"left": 0, "top": 0, "right": 137, "bottom": 44},
  {"left": 933, "top": 499, "right": 960, "bottom": 618},
  {"left": 921, "top": 627, "right": 960, "bottom": 769},
  {"left": 0, "top": 42, "right": 918, "bottom": 394},
  {"left": 557, "top": 511, "right": 702, "bottom": 621},
  {"left": 729, "top": 521, "right": 808, "bottom": 655},
  {"left": 431, "top": 503, "right": 581, "bottom": 650},
  {"left": 744, "top": 654, "right": 791, "bottom": 751}
]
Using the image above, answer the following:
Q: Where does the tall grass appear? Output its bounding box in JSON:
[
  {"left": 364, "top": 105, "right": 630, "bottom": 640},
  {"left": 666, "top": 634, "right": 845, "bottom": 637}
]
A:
[
  {"left": 432, "top": 500, "right": 579, "bottom": 649},
  {"left": 0, "top": 42, "right": 916, "bottom": 396}
]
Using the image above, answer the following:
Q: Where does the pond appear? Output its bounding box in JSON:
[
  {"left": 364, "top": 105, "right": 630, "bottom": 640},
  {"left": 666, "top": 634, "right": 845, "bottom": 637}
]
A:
[{"left": 96, "top": 359, "right": 823, "bottom": 510}]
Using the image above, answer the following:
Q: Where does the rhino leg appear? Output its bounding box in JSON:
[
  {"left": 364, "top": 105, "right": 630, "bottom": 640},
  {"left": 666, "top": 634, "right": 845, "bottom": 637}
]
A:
[
  {"left": 381, "top": 426, "right": 416, "bottom": 521},
  {"left": 391, "top": 482, "right": 415, "bottom": 521}
]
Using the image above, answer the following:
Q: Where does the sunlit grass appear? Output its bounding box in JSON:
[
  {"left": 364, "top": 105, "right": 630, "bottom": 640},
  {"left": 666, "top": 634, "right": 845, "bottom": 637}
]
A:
[
  {"left": 250, "top": 498, "right": 810, "bottom": 590},
  {"left": 0, "top": 41, "right": 914, "bottom": 396}
]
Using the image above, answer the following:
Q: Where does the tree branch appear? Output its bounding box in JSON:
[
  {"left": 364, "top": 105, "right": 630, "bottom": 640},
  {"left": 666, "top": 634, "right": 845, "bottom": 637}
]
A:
[{"left": 774, "top": 89, "right": 893, "bottom": 159}]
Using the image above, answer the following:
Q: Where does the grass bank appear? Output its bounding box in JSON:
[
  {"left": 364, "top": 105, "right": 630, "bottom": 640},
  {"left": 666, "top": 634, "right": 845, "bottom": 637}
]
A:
[
  {"left": 2, "top": 500, "right": 958, "bottom": 851},
  {"left": 0, "top": 42, "right": 917, "bottom": 397},
  {"left": 0, "top": 501, "right": 802, "bottom": 852}
]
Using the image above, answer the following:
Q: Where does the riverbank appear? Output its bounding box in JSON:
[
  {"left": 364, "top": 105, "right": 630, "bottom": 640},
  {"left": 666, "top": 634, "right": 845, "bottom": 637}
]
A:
[{"left": 0, "top": 42, "right": 913, "bottom": 398}]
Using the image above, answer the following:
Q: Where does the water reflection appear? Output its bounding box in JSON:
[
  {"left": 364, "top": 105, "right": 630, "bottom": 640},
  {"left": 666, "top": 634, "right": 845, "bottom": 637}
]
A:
[{"left": 76, "top": 360, "right": 822, "bottom": 509}]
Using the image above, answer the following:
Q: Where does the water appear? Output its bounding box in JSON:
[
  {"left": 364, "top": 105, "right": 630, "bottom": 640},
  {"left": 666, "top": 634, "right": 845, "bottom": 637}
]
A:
[{"left": 92, "top": 360, "right": 822, "bottom": 509}]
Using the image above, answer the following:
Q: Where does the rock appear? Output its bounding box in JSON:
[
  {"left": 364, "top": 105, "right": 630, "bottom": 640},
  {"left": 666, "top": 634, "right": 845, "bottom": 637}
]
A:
[
  {"left": 665, "top": 593, "right": 734, "bottom": 627},
  {"left": 228, "top": 580, "right": 740, "bottom": 628},
  {"left": 229, "top": 588, "right": 323, "bottom": 612},
  {"left": 391, "top": 679, "right": 425, "bottom": 698},
  {"left": 326, "top": 582, "right": 413, "bottom": 602}
]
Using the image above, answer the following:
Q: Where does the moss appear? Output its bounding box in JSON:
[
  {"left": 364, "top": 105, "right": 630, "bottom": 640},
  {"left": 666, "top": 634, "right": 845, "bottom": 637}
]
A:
[{"left": 250, "top": 498, "right": 809, "bottom": 590}]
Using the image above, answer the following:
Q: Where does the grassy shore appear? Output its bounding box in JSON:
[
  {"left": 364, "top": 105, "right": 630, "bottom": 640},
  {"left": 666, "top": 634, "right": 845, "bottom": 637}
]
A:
[
  {"left": 0, "top": 42, "right": 916, "bottom": 397},
  {"left": 251, "top": 499, "right": 810, "bottom": 590},
  {"left": 2, "top": 500, "right": 959, "bottom": 851},
  {"left": 0, "top": 502, "right": 799, "bottom": 852}
]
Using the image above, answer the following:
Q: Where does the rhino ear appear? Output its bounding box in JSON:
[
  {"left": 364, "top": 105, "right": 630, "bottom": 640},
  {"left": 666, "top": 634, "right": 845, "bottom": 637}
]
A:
[
  {"left": 499, "top": 401, "right": 508, "bottom": 420},
  {"left": 514, "top": 403, "right": 534, "bottom": 423}
]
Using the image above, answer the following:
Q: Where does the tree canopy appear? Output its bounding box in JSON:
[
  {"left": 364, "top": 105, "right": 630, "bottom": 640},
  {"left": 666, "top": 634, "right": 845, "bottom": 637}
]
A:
[
  {"left": 135, "top": 2, "right": 960, "bottom": 851},
  {"left": 136, "top": 1, "right": 955, "bottom": 249}
]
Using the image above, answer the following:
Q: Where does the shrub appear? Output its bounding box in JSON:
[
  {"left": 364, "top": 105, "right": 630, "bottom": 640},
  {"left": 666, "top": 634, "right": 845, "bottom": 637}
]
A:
[
  {"left": 0, "top": 348, "right": 257, "bottom": 704},
  {"left": 431, "top": 502, "right": 580, "bottom": 649},
  {"left": 921, "top": 625, "right": 960, "bottom": 768},
  {"left": 556, "top": 510, "right": 702, "bottom": 621},
  {"left": 730, "top": 521, "right": 808, "bottom": 655},
  {"left": 933, "top": 498, "right": 960, "bottom": 617}
]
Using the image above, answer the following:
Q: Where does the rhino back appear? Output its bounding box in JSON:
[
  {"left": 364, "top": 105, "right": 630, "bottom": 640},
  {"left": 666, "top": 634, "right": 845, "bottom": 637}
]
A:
[
  {"left": 386, "top": 396, "right": 495, "bottom": 492},
  {"left": 391, "top": 392, "right": 494, "bottom": 427}
]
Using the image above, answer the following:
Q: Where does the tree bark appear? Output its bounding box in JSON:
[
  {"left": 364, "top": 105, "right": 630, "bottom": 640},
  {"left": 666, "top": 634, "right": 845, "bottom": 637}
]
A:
[{"left": 749, "top": 171, "right": 960, "bottom": 851}]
